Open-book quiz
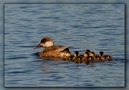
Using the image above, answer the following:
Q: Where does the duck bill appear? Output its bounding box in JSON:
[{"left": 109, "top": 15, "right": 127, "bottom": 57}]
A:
[{"left": 34, "top": 44, "right": 43, "bottom": 49}]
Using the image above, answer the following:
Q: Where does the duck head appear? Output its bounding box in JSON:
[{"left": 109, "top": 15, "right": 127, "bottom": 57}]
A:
[
  {"left": 99, "top": 51, "right": 104, "bottom": 56},
  {"left": 35, "top": 36, "right": 54, "bottom": 48},
  {"left": 85, "top": 49, "right": 90, "bottom": 53},
  {"left": 75, "top": 51, "right": 79, "bottom": 57}
]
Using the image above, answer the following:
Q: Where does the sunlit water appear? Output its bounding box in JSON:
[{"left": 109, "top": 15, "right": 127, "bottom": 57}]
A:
[{"left": 4, "top": 4, "right": 125, "bottom": 87}]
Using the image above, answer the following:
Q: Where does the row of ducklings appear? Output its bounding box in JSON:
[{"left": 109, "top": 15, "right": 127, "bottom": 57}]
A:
[{"left": 63, "top": 49, "right": 112, "bottom": 65}]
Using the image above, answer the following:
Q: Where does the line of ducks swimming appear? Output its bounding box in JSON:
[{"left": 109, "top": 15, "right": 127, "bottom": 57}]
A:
[
  {"left": 34, "top": 36, "right": 112, "bottom": 65},
  {"left": 62, "top": 49, "right": 112, "bottom": 65}
]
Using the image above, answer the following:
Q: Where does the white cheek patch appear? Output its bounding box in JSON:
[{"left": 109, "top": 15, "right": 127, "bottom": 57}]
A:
[{"left": 45, "top": 41, "right": 54, "bottom": 47}]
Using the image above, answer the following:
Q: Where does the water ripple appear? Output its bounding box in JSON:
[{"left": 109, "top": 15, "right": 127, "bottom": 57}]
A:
[{"left": 4, "top": 4, "right": 125, "bottom": 87}]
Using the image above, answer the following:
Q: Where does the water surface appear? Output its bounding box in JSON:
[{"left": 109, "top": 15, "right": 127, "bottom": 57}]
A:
[{"left": 4, "top": 4, "right": 125, "bottom": 87}]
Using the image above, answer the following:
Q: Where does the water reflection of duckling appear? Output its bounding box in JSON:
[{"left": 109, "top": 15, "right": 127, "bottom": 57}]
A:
[{"left": 99, "top": 51, "right": 112, "bottom": 61}]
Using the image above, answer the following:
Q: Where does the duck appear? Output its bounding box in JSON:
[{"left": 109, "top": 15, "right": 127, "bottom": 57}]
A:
[
  {"left": 67, "top": 53, "right": 75, "bottom": 62},
  {"left": 99, "top": 51, "right": 112, "bottom": 61},
  {"left": 35, "top": 36, "right": 71, "bottom": 59},
  {"left": 83, "top": 51, "right": 94, "bottom": 64},
  {"left": 85, "top": 49, "right": 96, "bottom": 60},
  {"left": 94, "top": 53, "right": 101, "bottom": 62},
  {"left": 73, "top": 51, "right": 83, "bottom": 64}
]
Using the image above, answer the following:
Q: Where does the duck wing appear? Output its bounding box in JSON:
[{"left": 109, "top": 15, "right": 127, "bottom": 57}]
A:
[
  {"left": 44, "top": 45, "right": 70, "bottom": 52},
  {"left": 54, "top": 45, "right": 69, "bottom": 52}
]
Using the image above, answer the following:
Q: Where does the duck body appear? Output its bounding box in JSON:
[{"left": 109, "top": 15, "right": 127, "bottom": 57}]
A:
[
  {"left": 94, "top": 54, "right": 101, "bottom": 62},
  {"left": 38, "top": 45, "right": 71, "bottom": 59},
  {"left": 99, "top": 51, "right": 112, "bottom": 61},
  {"left": 74, "top": 51, "right": 85, "bottom": 63}
]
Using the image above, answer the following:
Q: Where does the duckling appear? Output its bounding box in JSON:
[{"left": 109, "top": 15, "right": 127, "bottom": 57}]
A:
[
  {"left": 69, "top": 54, "right": 75, "bottom": 62},
  {"left": 62, "top": 48, "right": 71, "bottom": 61},
  {"left": 84, "top": 51, "right": 88, "bottom": 58},
  {"left": 99, "top": 51, "right": 112, "bottom": 61},
  {"left": 87, "top": 56, "right": 94, "bottom": 63},
  {"left": 99, "top": 51, "right": 105, "bottom": 61},
  {"left": 83, "top": 51, "right": 94, "bottom": 65},
  {"left": 74, "top": 51, "right": 83, "bottom": 64},
  {"left": 85, "top": 49, "right": 96, "bottom": 60},
  {"left": 94, "top": 54, "right": 101, "bottom": 62},
  {"left": 83, "top": 51, "right": 89, "bottom": 64},
  {"left": 79, "top": 54, "right": 84, "bottom": 63},
  {"left": 62, "top": 53, "right": 71, "bottom": 61}
]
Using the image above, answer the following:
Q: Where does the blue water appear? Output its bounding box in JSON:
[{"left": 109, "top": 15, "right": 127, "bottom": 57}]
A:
[{"left": 4, "top": 4, "right": 125, "bottom": 87}]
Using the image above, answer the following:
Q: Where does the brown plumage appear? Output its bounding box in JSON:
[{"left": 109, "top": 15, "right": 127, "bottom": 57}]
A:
[
  {"left": 99, "top": 51, "right": 112, "bottom": 61},
  {"left": 40, "top": 36, "right": 53, "bottom": 44}
]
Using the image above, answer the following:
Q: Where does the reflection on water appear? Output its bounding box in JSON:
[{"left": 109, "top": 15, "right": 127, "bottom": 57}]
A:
[{"left": 4, "top": 4, "right": 125, "bottom": 87}]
